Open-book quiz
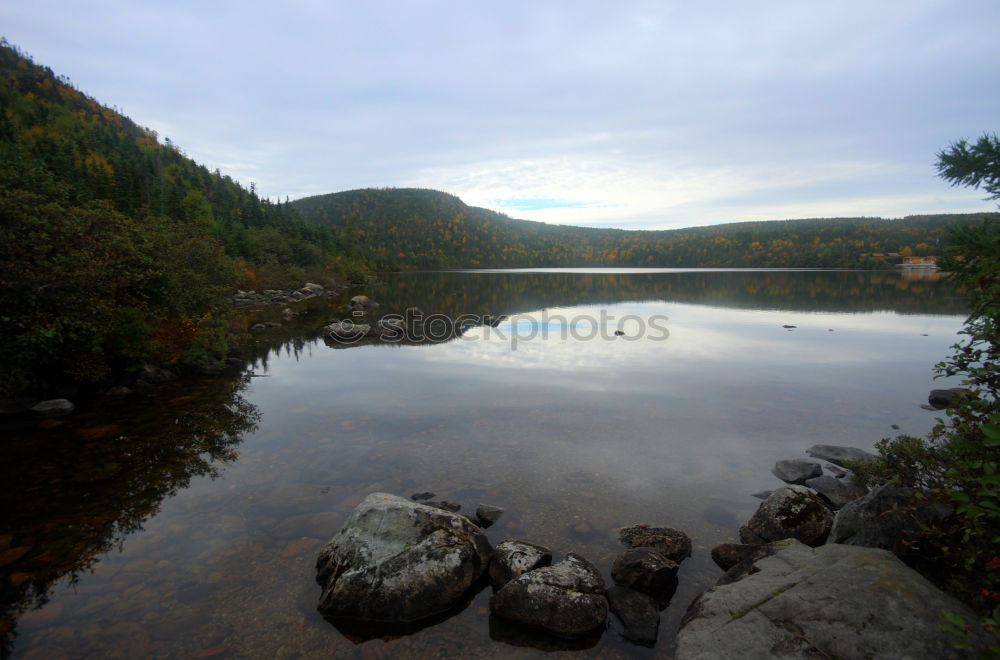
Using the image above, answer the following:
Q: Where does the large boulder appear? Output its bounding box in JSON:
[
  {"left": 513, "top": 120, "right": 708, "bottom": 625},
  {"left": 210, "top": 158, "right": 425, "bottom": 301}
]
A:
[
  {"left": 739, "top": 485, "right": 832, "bottom": 547},
  {"left": 676, "top": 540, "right": 996, "bottom": 659},
  {"left": 315, "top": 492, "right": 492, "bottom": 622},
  {"left": 827, "top": 482, "right": 953, "bottom": 551},
  {"left": 490, "top": 553, "right": 607, "bottom": 638}
]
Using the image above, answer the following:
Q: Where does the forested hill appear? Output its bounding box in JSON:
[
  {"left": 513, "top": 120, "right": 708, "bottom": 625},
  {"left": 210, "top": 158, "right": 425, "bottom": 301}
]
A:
[
  {"left": 0, "top": 41, "right": 364, "bottom": 395},
  {"left": 293, "top": 187, "right": 997, "bottom": 269}
]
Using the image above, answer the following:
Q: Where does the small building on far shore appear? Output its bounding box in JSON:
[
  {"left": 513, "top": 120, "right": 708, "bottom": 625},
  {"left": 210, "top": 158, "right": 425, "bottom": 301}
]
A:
[{"left": 898, "top": 255, "right": 939, "bottom": 269}]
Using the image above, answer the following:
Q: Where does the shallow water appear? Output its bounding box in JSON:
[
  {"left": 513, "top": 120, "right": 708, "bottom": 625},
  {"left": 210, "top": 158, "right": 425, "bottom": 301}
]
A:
[{"left": 0, "top": 269, "right": 966, "bottom": 658}]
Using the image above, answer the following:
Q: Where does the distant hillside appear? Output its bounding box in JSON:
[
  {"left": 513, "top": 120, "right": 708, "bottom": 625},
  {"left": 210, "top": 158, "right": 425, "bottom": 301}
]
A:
[{"left": 294, "top": 187, "right": 997, "bottom": 269}]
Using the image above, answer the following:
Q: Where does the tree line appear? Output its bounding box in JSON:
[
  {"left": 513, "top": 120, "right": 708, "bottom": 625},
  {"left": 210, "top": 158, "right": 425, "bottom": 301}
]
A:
[{"left": 292, "top": 187, "right": 997, "bottom": 270}]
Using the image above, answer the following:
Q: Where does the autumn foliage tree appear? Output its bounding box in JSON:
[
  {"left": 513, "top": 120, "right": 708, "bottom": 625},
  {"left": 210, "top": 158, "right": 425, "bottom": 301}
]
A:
[{"left": 0, "top": 40, "right": 370, "bottom": 394}]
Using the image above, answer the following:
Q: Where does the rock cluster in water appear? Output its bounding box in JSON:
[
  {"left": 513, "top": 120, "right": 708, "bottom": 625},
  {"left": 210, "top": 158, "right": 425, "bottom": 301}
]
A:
[
  {"left": 233, "top": 282, "right": 345, "bottom": 308},
  {"left": 315, "top": 492, "right": 691, "bottom": 647}
]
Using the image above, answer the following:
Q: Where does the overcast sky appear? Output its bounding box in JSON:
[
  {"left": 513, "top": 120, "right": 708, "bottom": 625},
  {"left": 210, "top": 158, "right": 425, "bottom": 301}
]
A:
[{"left": 2, "top": 1, "right": 998, "bottom": 229}]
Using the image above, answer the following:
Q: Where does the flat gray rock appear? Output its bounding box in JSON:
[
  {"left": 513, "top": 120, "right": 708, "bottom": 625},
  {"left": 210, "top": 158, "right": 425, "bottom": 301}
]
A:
[
  {"left": 805, "top": 444, "right": 875, "bottom": 467},
  {"left": 804, "top": 474, "right": 866, "bottom": 509},
  {"left": 676, "top": 540, "right": 996, "bottom": 659},
  {"left": 770, "top": 459, "right": 822, "bottom": 485},
  {"left": 31, "top": 398, "right": 75, "bottom": 417}
]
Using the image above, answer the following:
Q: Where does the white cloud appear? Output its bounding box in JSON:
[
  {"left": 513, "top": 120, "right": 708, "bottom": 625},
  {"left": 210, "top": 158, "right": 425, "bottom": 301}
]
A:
[{"left": 1, "top": 0, "right": 997, "bottom": 227}]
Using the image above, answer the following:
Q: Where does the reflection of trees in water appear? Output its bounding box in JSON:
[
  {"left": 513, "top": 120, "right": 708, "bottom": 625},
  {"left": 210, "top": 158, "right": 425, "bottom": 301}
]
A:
[
  {"left": 367, "top": 270, "right": 968, "bottom": 319},
  {"left": 0, "top": 374, "right": 259, "bottom": 657},
  {"left": 238, "top": 271, "right": 968, "bottom": 365}
]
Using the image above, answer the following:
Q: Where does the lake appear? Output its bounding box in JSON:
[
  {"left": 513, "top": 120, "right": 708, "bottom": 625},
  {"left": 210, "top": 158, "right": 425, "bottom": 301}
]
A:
[{"left": 0, "top": 269, "right": 968, "bottom": 658}]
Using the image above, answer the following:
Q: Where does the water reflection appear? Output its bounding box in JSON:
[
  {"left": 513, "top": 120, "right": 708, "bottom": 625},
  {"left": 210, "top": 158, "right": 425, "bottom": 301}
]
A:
[
  {"left": 0, "top": 374, "right": 259, "bottom": 657},
  {"left": 363, "top": 269, "right": 967, "bottom": 320}
]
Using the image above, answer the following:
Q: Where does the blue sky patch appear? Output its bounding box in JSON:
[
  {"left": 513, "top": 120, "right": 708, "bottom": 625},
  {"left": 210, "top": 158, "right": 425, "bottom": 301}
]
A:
[{"left": 494, "top": 198, "right": 605, "bottom": 211}]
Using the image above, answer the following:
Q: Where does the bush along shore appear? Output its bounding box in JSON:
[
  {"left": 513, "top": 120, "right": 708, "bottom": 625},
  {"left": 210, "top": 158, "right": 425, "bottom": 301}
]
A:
[{"left": 0, "top": 280, "right": 357, "bottom": 418}]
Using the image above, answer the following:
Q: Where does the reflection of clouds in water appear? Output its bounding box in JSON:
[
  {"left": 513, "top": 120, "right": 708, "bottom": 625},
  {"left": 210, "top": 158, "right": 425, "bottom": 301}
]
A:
[
  {"left": 245, "top": 297, "right": 965, "bottom": 516},
  {"left": 412, "top": 302, "right": 962, "bottom": 379}
]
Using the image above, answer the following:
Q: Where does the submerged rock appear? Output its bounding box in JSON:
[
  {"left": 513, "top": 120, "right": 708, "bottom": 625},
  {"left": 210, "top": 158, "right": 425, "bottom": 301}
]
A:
[
  {"left": 739, "top": 485, "right": 832, "bottom": 547},
  {"left": 489, "top": 538, "right": 552, "bottom": 589},
  {"left": 618, "top": 524, "right": 691, "bottom": 564},
  {"left": 315, "top": 492, "right": 492, "bottom": 623},
  {"left": 490, "top": 553, "right": 607, "bottom": 638},
  {"left": 607, "top": 586, "right": 659, "bottom": 647},
  {"left": 475, "top": 504, "right": 505, "bottom": 528},
  {"left": 677, "top": 540, "right": 997, "bottom": 659}
]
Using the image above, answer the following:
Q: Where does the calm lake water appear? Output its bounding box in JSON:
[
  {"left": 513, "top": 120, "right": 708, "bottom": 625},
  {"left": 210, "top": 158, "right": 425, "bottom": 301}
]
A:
[{"left": 0, "top": 269, "right": 968, "bottom": 658}]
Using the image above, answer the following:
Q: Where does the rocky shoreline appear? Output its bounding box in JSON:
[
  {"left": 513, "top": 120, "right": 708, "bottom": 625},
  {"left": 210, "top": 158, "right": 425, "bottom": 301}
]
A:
[{"left": 312, "top": 437, "right": 997, "bottom": 656}]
